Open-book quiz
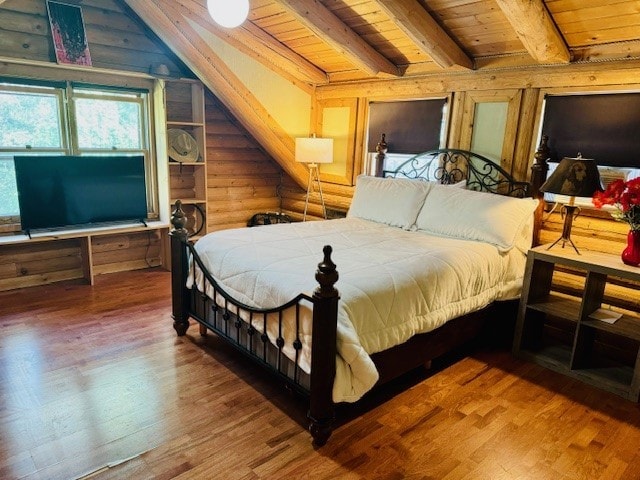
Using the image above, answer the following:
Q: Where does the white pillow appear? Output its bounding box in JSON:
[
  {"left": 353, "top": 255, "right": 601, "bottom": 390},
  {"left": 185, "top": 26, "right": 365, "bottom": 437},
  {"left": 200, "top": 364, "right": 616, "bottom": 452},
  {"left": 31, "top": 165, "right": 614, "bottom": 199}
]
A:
[
  {"left": 347, "top": 175, "right": 433, "bottom": 229},
  {"left": 415, "top": 184, "right": 539, "bottom": 251}
]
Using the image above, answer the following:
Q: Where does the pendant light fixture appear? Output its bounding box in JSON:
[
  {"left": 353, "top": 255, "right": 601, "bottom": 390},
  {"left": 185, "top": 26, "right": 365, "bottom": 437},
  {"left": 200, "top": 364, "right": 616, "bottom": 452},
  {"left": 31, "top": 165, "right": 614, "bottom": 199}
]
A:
[{"left": 206, "top": 0, "right": 250, "bottom": 28}]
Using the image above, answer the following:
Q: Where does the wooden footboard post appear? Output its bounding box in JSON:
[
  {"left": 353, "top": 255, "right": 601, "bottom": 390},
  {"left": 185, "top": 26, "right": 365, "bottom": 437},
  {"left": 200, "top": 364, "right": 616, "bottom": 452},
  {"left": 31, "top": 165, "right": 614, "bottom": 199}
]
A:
[
  {"left": 170, "top": 200, "right": 191, "bottom": 336},
  {"left": 308, "top": 245, "right": 340, "bottom": 447}
]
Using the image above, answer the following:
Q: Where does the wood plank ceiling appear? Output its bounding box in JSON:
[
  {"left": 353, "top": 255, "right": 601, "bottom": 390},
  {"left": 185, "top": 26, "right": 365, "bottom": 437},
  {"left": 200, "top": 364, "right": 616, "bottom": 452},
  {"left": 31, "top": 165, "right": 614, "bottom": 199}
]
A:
[{"left": 124, "top": 0, "right": 640, "bottom": 186}]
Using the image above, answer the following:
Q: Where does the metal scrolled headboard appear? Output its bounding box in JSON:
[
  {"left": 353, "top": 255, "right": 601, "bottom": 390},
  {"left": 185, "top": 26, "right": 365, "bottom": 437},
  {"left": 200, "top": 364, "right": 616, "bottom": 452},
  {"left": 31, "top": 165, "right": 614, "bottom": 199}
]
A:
[{"left": 382, "top": 148, "right": 530, "bottom": 198}]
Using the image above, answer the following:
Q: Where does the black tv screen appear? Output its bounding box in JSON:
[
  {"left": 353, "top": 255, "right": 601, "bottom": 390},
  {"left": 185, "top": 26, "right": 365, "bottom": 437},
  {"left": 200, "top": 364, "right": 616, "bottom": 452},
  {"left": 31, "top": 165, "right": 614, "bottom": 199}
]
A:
[{"left": 14, "top": 155, "right": 148, "bottom": 232}]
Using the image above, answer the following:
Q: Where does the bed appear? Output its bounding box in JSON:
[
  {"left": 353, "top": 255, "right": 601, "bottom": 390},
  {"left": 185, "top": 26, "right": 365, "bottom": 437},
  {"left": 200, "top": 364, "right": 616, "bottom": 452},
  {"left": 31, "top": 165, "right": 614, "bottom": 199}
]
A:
[{"left": 169, "top": 148, "right": 543, "bottom": 446}]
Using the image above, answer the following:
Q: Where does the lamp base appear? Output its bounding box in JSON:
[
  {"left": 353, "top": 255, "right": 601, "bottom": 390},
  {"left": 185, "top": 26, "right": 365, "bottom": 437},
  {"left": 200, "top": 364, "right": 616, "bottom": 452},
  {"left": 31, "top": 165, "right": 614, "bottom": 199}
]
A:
[
  {"left": 303, "top": 163, "right": 327, "bottom": 221},
  {"left": 546, "top": 204, "right": 581, "bottom": 255},
  {"left": 546, "top": 234, "right": 580, "bottom": 255}
]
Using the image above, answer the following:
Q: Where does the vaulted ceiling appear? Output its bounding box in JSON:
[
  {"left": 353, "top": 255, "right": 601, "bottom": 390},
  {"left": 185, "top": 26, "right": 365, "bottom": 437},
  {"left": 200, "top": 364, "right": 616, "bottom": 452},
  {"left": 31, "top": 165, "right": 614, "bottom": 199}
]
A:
[
  {"left": 128, "top": 0, "right": 640, "bottom": 85},
  {"left": 123, "top": 0, "right": 640, "bottom": 186}
]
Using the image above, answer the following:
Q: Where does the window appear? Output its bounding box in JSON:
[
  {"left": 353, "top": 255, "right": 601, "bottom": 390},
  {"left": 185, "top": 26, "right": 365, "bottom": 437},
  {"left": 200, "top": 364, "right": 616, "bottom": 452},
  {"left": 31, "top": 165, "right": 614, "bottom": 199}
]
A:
[
  {"left": 538, "top": 91, "right": 640, "bottom": 208},
  {"left": 366, "top": 98, "right": 448, "bottom": 176},
  {"left": 541, "top": 92, "right": 640, "bottom": 168},
  {"left": 0, "top": 86, "right": 64, "bottom": 149},
  {"left": 0, "top": 80, "right": 153, "bottom": 231},
  {"left": 73, "top": 88, "right": 145, "bottom": 150}
]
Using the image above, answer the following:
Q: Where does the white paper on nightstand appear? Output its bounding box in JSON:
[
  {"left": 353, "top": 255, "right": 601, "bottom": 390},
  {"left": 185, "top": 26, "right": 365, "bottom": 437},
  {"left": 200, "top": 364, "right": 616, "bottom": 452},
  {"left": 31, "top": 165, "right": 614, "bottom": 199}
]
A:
[{"left": 588, "top": 308, "right": 623, "bottom": 324}]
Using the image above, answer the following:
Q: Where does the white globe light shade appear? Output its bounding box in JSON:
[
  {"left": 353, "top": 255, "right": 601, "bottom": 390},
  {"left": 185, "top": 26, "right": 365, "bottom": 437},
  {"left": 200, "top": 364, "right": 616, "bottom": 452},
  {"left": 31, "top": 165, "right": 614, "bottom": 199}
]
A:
[{"left": 207, "top": 0, "right": 250, "bottom": 28}]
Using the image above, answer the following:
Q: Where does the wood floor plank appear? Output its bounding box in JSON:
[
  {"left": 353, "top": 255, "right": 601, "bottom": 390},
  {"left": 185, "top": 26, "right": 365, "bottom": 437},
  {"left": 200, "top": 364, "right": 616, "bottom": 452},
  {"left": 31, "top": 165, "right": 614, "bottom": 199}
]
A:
[{"left": 1, "top": 269, "right": 640, "bottom": 479}]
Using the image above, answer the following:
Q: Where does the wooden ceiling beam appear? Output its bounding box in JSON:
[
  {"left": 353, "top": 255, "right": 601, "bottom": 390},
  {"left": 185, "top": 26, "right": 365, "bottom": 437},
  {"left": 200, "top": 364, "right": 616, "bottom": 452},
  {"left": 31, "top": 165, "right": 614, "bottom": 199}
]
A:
[
  {"left": 274, "top": 0, "right": 400, "bottom": 77},
  {"left": 494, "top": 0, "right": 570, "bottom": 64},
  {"left": 123, "top": 0, "right": 309, "bottom": 188},
  {"left": 176, "top": 0, "right": 328, "bottom": 85},
  {"left": 374, "top": 0, "right": 473, "bottom": 70}
]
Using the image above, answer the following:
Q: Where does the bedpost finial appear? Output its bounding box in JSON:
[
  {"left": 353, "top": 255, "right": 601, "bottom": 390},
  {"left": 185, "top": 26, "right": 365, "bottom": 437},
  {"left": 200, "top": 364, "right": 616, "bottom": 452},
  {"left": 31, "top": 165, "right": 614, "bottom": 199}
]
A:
[
  {"left": 534, "top": 135, "right": 550, "bottom": 165},
  {"left": 531, "top": 135, "right": 551, "bottom": 200},
  {"left": 170, "top": 200, "right": 189, "bottom": 240},
  {"left": 375, "top": 134, "right": 388, "bottom": 177},
  {"left": 315, "top": 245, "right": 338, "bottom": 298},
  {"left": 376, "top": 133, "right": 387, "bottom": 154}
]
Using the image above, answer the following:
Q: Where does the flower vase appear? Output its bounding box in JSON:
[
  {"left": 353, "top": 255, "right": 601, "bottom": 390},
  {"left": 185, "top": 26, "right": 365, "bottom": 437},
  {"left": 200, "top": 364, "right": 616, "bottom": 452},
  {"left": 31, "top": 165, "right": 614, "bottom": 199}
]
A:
[{"left": 621, "top": 230, "right": 640, "bottom": 267}]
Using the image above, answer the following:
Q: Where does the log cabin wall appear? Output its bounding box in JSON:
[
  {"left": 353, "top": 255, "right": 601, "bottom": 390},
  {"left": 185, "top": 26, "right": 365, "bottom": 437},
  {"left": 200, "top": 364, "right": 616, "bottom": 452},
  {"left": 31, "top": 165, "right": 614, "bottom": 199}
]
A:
[
  {"left": 0, "top": 0, "right": 186, "bottom": 75},
  {"left": 117, "top": 0, "right": 640, "bottom": 237},
  {"left": 312, "top": 63, "right": 640, "bottom": 246},
  {"left": 204, "top": 92, "right": 283, "bottom": 231},
  {"left": 0, "top": 0, "right": 282, "bottom": 290}
]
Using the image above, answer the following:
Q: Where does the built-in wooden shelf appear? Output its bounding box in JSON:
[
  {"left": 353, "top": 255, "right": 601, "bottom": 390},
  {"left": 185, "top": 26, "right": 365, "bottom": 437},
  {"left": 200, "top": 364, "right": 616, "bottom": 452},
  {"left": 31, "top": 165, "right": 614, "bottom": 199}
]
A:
[
  {"left": 0, "top": 221, "right": 169, "bottom": 288},
  {"left": 513, "top": 245, "right": 640, "bottom": 402},
  {"left": 165, "top": 79, "right": 207, "bottom": 240}
]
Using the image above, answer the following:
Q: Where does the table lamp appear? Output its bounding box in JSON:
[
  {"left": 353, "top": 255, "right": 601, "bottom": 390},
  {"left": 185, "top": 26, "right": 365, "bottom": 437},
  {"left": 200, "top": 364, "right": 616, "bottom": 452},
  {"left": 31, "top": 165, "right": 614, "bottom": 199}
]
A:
[
  {"left": 539, "top": 155, "right": 603, "bottom": 254},
  {"left": 295, "top": 136, "right": 334, "bottom": 221}
]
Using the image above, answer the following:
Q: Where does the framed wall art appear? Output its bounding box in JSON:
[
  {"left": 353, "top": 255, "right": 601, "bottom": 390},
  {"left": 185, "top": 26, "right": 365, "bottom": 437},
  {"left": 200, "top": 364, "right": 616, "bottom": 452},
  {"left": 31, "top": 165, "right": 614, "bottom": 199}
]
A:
[{"left": 46, "top": 1, "right": 92, "bottom": 66}]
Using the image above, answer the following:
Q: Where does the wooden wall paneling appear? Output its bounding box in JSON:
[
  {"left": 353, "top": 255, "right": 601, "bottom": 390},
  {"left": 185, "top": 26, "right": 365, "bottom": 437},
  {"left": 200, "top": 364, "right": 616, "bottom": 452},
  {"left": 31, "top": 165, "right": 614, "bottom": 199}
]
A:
[
  {"left": 0, "top": 239, "right": 84, "bottom": 290},
  {"left": 279, "top": 176, "right": 353, "bottom": 221},
  {"left": 90, "top": 230, "right": 163, "bottom": 276},
  {"left": 279, "top": 176, "right": 309, "bottom": 221},
  {"left": 512, "top": 88, "right": 540, "bottom": 181},
  {"left": 204, "top": 91, "right": 282, "bottom": 230},
  {"left": 315, "top": 60, "right": 640, "bottom": 101},
  {"left": 207, "top": 159, "right": 281, "bottom": 176},
  {"left": 207, "top": 185, "right": 278, "bottom": 203},
  {"left": 0, "top": 0, "right": 188, "bottom": 76},
  {"left": 207, "top": 197, "right": 282, "bottom": 218},
  {"left": 446, "top": 91, "right": 466, "bottom": 149},
  {"left": 352, "top": 96, "right": 367, "bottom": 180},
  {"left": 0, "top": 225, "right": 168, "bottom": 291},
  {"left": 540, "top": 209, "right": 630, "bottom": 255},
  {"left": 169, "top": 166, "right": 198, "bottom": 201}
]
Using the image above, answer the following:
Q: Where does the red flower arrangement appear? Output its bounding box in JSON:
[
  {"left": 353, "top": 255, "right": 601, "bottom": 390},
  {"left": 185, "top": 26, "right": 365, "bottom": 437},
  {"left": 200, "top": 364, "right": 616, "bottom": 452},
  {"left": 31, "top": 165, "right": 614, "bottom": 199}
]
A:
[{"left": 592, "top": 177, "right": 640, "bottom": 231}]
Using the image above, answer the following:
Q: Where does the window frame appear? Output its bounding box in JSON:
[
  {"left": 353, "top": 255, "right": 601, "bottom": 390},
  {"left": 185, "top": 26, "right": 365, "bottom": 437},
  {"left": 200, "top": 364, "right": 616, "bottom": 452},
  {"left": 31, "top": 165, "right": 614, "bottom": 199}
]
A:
[
  {"left": 0, "top": 76, "right": 157, "bottom": 233},
  {"left": 364, "top": 96, "right": 451, "bottom": 176},
  {"left": 532, "top": 85, "right": 640, "bottom": 214},
  {"left": 0, "top": 82, "right": 69, "bottom": 152}
]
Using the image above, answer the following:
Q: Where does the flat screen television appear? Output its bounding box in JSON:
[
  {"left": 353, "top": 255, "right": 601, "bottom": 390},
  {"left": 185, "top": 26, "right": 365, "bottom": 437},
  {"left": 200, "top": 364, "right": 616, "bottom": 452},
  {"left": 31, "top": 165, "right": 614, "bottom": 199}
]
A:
[{"left": 14, "top": 155, "right": 148, "bottom": 234}]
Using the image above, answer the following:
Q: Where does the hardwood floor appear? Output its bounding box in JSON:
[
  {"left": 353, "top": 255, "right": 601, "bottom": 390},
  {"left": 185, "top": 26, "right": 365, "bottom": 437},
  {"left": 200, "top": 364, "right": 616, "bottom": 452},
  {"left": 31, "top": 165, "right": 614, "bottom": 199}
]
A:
[{"left": 1, "top": 268, "right": 639, "bottom": 480}]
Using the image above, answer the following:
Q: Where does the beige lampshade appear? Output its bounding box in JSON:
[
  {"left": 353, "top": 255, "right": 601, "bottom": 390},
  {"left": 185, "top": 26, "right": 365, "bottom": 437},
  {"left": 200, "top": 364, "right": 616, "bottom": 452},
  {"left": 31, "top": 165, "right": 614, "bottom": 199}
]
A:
[
  {"left": 295, "top": 137, "right": 334, "bottom": 164},
  {"left": 540, "top": 156, "right": 603, "bottom": 197}
]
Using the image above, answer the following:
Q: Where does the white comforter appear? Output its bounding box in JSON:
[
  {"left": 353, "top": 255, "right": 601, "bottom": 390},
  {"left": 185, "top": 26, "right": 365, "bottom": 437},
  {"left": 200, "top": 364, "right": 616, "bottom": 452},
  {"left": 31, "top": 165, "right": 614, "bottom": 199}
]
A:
[{"left": 188, "top": 217, "right": 527, "bottom": 403}]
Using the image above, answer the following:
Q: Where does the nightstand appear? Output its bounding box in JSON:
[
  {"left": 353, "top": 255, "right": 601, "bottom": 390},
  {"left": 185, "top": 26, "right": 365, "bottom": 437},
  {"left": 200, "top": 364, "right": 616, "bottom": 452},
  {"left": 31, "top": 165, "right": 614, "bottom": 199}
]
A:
[{"left": 513, "top": 245, "right": 640, "bottom": 401}]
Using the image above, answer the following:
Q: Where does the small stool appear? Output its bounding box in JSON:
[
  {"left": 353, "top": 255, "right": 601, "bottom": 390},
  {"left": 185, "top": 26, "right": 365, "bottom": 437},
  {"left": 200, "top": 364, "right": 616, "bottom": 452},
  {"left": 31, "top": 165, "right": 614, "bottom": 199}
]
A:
[{"left": 247, "top": 212, "right": 292, "bottom": 227}]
